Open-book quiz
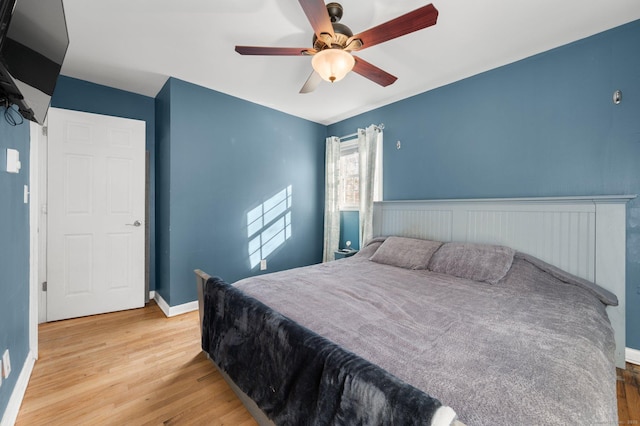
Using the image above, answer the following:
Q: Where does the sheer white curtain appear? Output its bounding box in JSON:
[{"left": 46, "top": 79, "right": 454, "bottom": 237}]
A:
[
  {"left": 358, "top": 125, "right": 383, "bottom": 247},
  {"left": 322, "top": 136, "right": 341, "bottom": 262}
]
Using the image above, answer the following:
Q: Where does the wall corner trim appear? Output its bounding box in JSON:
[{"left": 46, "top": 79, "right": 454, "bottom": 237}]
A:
[
  {"left": 626, "top": 347, "right": 640, "bottom": 366},
  {"left": 1, "top": 350, "right": 36, "bottom": 426},
  {"left": 153, "top": 293, "right": 198, "bottom": 318}
]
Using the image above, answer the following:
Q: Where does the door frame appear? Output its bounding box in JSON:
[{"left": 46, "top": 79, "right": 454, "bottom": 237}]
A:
[
  {"left": 29, "top": 121, "right": 42, "bottom": 354},
  {"left": 36, "top": 118, "right": 48, "bottom": 324}
]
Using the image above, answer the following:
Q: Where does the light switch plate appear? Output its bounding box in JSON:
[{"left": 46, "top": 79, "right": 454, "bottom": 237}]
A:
[
  {"left": 2, "top": 349, "right": 10, "bottom": 379},
  {"left": 6, "top": 148, "right": 21, "bottom": 173}
]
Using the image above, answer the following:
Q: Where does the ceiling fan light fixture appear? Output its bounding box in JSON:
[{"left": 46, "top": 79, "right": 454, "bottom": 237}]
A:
[{"left": 311, "top": 48, "right": 355, "bottom": 83}]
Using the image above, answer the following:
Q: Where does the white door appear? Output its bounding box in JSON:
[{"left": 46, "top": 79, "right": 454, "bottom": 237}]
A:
[{"left": 47, "top": 108, "right": 145, "bottom": 321}]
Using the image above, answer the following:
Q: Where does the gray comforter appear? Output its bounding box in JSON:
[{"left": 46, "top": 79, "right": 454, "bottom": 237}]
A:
[{"left": 229, "top": 249, "right": 618, "bottom": 425}]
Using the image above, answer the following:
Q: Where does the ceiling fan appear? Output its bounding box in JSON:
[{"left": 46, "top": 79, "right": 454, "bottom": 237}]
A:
[{"left": 235, "top": 0, "right": 439, "bottom": 93}]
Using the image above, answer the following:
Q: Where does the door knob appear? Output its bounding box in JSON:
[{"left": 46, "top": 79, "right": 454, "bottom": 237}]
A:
[{"left": 126, "top": 220, "right": 142, "bottom": 227}]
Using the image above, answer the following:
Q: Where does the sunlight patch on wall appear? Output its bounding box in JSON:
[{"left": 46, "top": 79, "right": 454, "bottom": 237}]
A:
[{"left": 247, "top": 185, "right": 292, "bottom": 269}]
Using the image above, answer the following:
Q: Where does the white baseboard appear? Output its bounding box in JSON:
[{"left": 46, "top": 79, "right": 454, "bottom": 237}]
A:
[
  {"left": 153, "top": 292, "right": 198, "bottom": 318},
  {"left": 149, "top": 290, "right": 155, "bottom": 301},
  {"left": 1, "top": 350, "right": 36, "bottom": 426},
  {"left": 626, "top": 347, "right": 640, "bottom": 366}
]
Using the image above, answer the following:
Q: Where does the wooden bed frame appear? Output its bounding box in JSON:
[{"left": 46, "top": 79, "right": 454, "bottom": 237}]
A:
[{"left": 195, "top": 195, "right": 633, "bottom": 424}]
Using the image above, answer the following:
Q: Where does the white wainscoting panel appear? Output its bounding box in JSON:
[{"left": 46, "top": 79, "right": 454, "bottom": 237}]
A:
[
  {"left": 465, "top": 208, "right": 596, "bottom": 281},
  {"left": 375, "top": 208, "right": 453, "bottom": 242},
  {"left": 373, "top": 195, "right": 634, "bottom": 368}
]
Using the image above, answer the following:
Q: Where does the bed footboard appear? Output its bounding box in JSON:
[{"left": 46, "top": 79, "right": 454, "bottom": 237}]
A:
[
  {"left": 194, "top": 269, "right": 211, "bottom": 335},
  {"left": 194, "top": 269, "right": 277, "bottom": 426}
]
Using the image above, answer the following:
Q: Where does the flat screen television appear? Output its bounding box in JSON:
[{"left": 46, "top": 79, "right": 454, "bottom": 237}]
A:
[{"left": 0, "top": 0, "right": 69, "bottom": 125}]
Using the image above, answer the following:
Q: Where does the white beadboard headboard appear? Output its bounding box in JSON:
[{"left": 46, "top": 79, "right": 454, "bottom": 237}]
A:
[{"left": 373, "top": 195, "right": 635, "bottom": 368}]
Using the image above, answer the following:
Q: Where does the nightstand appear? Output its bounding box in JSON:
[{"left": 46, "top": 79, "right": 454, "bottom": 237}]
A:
[{"left": 334, "top": 249, "right": 358, "bottom": 260}]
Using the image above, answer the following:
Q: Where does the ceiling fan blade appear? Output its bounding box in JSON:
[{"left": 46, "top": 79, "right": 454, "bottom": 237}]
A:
[
  {"left": 352, "top": 56, "right": 398, "bottom": 87},
  {"left": 349, "top": 4, "right": 438, "bottom": 51},
  {"left": 299, "top": 71, "right": 323, "bottom": 94},
  {"left": 235, "top": 46, "right": 314, "bottom": 56},
  {"left": 298, "top": 0, "right": 335, "bottom": 40}
]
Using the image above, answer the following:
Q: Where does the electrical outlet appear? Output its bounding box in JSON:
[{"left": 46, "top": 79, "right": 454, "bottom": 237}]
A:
[
  {"left": 260, "top": 259, "right": 267, "bottom": 271},
  {"left": 2, "top": 349, "right": 11, "bottom": 379}
]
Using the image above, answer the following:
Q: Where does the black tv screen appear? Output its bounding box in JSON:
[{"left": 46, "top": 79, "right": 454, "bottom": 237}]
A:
[{"left": 0, "top": 0, "right": 69, "bottom": 124}]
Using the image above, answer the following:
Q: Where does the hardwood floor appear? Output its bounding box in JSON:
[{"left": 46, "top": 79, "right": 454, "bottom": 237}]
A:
[
  {"left": 16, "top": 302, "right": 640, "bottom": 425},
  {"left": 618, "top": 362, "right": 640, "bottom": 424},
  {"left": 15, "top": 301, "right": 256, "bottom": 425}
]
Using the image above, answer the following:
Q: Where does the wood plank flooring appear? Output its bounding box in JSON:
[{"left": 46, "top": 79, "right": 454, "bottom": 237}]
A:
[
  {"left": 16, "top": 301, "right": 640, "bottom": 425},
  {"left": 15, "top": 301, "right": 256, "bottom": 425},
  {"left": 618, "top": 362, "right": 640, "bottom": 424}
]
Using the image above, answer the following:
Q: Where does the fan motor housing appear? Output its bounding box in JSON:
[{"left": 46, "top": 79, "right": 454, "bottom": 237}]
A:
[
  {"left": 312, "top": 23, "right": 353, "bottom": 50},
  {"left": 312, "top": 2, "right": 353, "bottom": 50}
]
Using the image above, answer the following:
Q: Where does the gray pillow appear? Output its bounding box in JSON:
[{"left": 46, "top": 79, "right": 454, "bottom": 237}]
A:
[
  {"left": 355, "top": 237, "right": 387, "bottom": 259},
  {"left": 428, "top": 242, "right": 515, "bottom": 284},
  {"left": 370, "top": 236, "right": 443, "bottom": 270}
]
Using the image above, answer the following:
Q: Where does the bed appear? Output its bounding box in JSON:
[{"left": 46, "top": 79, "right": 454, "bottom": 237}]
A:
[{"left": 196, "top": 196, "right": 632, "bottom": 425}]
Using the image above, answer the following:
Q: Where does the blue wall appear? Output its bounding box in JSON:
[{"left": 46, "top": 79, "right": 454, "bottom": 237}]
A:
[
  {"left": 155, "top": 78, "right": 326, "bottom": 306},
  {"left": 0, "top": 109, "right": 30, "bottom": 417},
  {"left": 328, "top": 20, "right": 640, "bottom": 350},
  {"left": 340, "top": 211, "right": 360, "bottom": 250},
  {"left": 51, "top": 76, "right": 157, "bottom": 290}
]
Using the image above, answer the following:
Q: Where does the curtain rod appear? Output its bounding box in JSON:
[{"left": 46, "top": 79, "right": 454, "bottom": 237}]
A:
[{"left": 338, "top": 123, "right": 385, "bottom": 141}]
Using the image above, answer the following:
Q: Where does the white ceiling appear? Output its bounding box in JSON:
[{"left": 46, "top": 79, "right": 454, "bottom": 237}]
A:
[{"left": 60, "top": 0, "right": 640, "bottom": 125}]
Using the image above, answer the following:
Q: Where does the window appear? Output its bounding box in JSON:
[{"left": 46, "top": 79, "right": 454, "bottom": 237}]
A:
[
  {"left": 338, "top": 137, "right": 382, "bottom": 211},
  {"left": 339, "top": 140, "right": 359, "bottom": 210}
]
